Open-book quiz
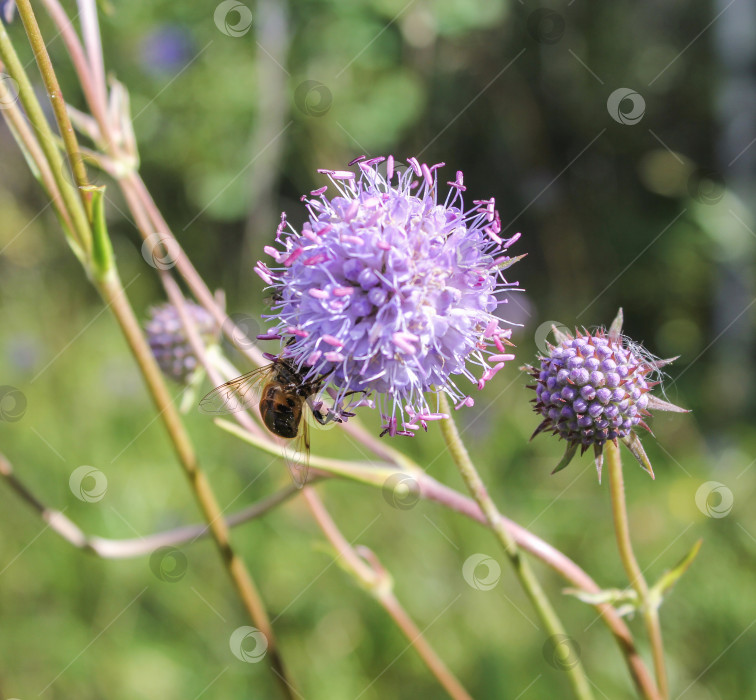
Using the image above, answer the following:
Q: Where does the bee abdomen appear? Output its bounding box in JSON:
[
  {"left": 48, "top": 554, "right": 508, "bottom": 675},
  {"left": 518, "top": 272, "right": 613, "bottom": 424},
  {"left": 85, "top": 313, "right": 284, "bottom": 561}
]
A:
[{"left": 260, "top": 386, "right": 300, "bottom": 439}]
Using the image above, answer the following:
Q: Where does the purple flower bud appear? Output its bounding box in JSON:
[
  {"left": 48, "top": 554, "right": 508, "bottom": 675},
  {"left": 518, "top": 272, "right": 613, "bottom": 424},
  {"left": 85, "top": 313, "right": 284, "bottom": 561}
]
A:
[
  {"left": 526, "top": 311, "right": 688, "bottom": 480},
  {"left": 145, "top": 302, "right": 217, "bottom": 384}
]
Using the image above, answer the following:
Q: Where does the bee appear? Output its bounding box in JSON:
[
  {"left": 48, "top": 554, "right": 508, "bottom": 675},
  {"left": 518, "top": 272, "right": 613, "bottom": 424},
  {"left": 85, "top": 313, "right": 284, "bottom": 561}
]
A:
[{"left": 199, "top": 357, "right": 335, "bottom": 488}]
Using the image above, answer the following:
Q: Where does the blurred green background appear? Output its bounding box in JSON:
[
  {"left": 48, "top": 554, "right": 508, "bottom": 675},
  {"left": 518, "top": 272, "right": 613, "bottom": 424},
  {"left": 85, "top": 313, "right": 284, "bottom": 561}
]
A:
[{"left": 1, "top": 0, "right": 755, "bottom": 698}]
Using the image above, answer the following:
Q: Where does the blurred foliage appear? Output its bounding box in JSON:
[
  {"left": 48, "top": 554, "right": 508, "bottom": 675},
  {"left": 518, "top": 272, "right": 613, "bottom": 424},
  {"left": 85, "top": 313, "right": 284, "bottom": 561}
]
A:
[{"left": 1, "top": 0, "right": 755, "bottom": 699}]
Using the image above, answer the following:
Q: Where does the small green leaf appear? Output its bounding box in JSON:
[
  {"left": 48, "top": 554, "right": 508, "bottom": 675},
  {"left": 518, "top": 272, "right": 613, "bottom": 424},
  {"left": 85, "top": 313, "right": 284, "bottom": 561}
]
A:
[
  {"left": 650, "top": 539, "right": 702, "bottom": 606},
  {"left": 85, "top": 185, "right": 114, "bottom": 279},
  {"left": 564, "top": 586, "right": 638, "bottom": 608},
  {"left": 551, "top": 442, "right": 578, "bottom": 474},
  {"left": 622, "top": 432, "right": 655, "bottom": 479}
]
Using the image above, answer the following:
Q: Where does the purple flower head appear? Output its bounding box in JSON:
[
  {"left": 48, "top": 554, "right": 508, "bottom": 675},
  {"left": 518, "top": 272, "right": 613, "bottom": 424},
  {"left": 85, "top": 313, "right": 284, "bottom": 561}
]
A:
[
  {"left": 139, "top": 26, "right": 195, "bottom": 76},
  {"left": 256, "top": 156, "right": 523, "bottom": 436},
  {"left": 526, "top": 309, "right": 688, "bottom": 481},
  {"left": 145, "top": 302, "right": 218, "bottom": 384}
]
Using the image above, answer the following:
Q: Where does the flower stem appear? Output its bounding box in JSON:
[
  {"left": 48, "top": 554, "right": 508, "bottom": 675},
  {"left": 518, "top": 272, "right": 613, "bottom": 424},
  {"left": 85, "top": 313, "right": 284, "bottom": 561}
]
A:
[
  {"left": 302, "top": 487, "right": 474, "bottom": 700},
  {"left": 95, "top": 268, "right": 296, "bottom": 699},
  {"left": 438, "top": 395, "right": 594, "bottom": 700},
  {"left": 606, "top": 440, "right": 668, "bottom": 699},
  {"left": 216, "top": 413, "right": 659, "bottom": 697},
  {"left": 14, "top": 0, "right": 91, "bottom": 212},
  {"left": 2, "top": 437, "right": 660, "bottom": 698},
  {"left": 0, "top": 452, "right": 308, "bottom": 559},
  {"left": 0, "top": 17, "right": 90, "bottom": 254},
  {"left": 0, "top": 9, "right": 294, "bottom": 693}
]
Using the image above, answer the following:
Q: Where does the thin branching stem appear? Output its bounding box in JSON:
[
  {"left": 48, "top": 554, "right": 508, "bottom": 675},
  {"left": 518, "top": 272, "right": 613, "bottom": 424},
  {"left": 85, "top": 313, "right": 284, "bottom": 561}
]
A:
[
  {"left": 0, "top": 452, "right": 305, "bottom": 558},
  {"left": 438, "top": 394, "right": 595, "bottom": 700},
  {"left": 302, "top": 487, "right": 474, "bottom": 700},
  {"left": 1, "top": 7, "right": 295, "bottom": 693},
  {"left": 95, "top": 268, "right": 296, "bottom": 698},
  {"left": 215, "top": 414, "right": 660, "bottom": 698},
  {"left": 14, "top": 0, "right": 91, "bottom": 213},
  {"left": 0, "top": 76, "right": 74, "bottom": 233},
  {"left": 40, "top": 0, "right": 112, "bottom": 147},
  {"left": 1, "top": 438, "right": 660, "bottom": 699},
  {"left": 0, "top": 18, "right": 90, "bottom": 254},
  {"left": 606, "top": 440, "right": 668, "bottom": 699}
]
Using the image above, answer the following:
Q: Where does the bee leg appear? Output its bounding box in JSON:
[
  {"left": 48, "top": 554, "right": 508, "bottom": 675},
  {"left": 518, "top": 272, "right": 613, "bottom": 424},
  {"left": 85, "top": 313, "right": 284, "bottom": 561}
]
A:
[
  {"left": 314, "top": 407, "right": 343, "bottom": 425},
  {"left": 306, "top": 396, "right": 337, "bottom": 425}
]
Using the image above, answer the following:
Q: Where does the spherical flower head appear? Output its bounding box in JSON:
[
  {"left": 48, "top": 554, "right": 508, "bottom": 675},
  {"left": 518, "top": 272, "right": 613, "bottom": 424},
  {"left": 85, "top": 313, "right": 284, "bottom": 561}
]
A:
[
  {"left": 255, "top": 156, "right": 523, "bottom": 436},
  {"left": 145, "top": 302, "right": 217, "bottom": 384},
  {"left": 526, "top": 309, "right": 688, "bottom": 481}
]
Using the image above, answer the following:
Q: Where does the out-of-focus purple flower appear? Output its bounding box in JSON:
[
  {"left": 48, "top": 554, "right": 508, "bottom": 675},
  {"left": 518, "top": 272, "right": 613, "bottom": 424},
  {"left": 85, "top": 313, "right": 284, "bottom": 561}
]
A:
[
  {"left": 139, "top": 26, "right": 194, "bottom": 76},
  {"left": 1, "top": 0, "right": 15, "bottom": 23},
  {"left": 145, "top": 302, "right": 218, "bottom": 384},
  {"left": 256, "top": 156, "right": 523, "bottom": 436},
  {"left": 526, "top": 309, "right": 688, "bottom": 480}
]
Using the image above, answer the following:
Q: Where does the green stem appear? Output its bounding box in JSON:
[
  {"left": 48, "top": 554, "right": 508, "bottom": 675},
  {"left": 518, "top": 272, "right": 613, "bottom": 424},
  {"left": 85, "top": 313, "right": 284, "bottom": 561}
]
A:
[
  {"left": 0, "top": 17, "right": 91, "bottom": 254},
  {"left": 2, "top": 426, "right": 660, "bottom": 698},
  {"left": 14, "top": 0, "right": 91, "bottom": 209},
  {"left": 95, "top": 268, "right": 296, "bottom": 699},
  {"left": 302, "top": 487, "right": 474, "bottom": 700},
  {"left": 1, "top": 14, "right": 292, "bottom": 693},
  {"left": 438, "top": 395, "right": 594, "bottom": 700},
  {"left": 606, "top": 441, "right": 668, "bottom": 699},
  {"left": 0, "top": 74, "right": 75, "bottom": 235}
]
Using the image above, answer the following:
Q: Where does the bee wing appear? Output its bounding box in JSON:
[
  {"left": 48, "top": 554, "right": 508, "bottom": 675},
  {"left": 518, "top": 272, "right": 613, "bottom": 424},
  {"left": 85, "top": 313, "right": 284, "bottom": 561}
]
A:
[
  {"left": 198, "top": 366, "right": 270, "bottom": 415},
  {"left": 282, "top": 417, "right": 310, "bottom": 488}
]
